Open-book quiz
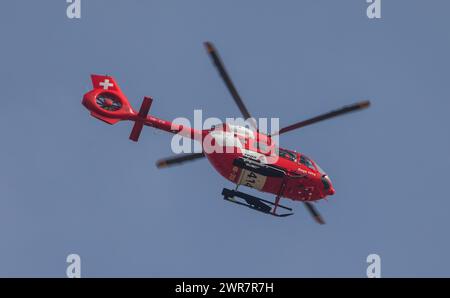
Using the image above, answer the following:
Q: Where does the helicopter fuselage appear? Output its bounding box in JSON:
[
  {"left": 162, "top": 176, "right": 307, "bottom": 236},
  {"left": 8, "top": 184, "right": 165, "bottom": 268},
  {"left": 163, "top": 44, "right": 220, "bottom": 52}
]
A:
[{"left": 201, "top": 124, "right": 335, "bottom": 202}]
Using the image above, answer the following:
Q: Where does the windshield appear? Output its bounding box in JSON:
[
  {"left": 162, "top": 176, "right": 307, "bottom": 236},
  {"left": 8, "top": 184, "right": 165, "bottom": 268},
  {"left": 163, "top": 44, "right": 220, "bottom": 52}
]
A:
[
  {"left": 315, "top": 163, "right": 326, "bottom": 175},
  {"left": 313, "top": 159, "right": 327, "bottom": 175},
  {"left": 299, "top": 155, "right": 316, "bottom": 170}
]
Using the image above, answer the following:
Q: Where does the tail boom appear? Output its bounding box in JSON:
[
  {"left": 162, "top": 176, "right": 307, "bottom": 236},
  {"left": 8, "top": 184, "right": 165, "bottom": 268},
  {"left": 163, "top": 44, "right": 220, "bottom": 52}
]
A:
[{"left": 82, "top": 74, "right": 203, "bottom": 142}]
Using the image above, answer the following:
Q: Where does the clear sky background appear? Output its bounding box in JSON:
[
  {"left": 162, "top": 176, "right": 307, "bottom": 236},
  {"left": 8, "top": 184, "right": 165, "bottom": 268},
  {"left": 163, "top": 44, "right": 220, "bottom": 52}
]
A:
[{"left": 0, "top": 0, "right": 449, "bottom": 277}]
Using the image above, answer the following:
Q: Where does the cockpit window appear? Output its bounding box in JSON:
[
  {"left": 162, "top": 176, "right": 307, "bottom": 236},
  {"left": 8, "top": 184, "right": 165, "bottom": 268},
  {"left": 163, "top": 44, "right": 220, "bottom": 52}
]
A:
[
  {"left": 300, "top": 155, "right": 316, "bottom": 170},
  {"left": 277, "top": 148, "right": 297, "bottom": 162}
]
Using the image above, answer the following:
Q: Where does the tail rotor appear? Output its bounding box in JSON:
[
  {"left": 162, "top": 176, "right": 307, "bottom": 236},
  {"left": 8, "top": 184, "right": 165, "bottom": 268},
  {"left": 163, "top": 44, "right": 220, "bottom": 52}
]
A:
[{"left": 82, "top": 74, "right": 153, "bottom": 141}]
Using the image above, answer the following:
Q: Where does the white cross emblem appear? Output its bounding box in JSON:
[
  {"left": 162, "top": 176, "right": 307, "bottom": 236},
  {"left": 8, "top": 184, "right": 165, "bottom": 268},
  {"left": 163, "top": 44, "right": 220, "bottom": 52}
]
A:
[{"left": 99, "top": 79, "right": 114, "bottom": 90}]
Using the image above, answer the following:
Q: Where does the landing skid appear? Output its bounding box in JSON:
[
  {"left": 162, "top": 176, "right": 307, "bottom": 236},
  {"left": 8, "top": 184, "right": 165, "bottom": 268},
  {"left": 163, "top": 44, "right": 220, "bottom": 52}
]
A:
[{"left": 221, "top": 188, "right": 294, "bottom": 217}]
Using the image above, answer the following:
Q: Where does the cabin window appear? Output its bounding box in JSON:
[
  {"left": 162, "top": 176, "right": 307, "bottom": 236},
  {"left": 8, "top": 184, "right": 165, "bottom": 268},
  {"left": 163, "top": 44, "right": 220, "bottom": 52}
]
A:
[
  {"left": 278, "top": 148, "right": 297, "bottom": 162},
  {"left": 299, "top": 155, "right": 315, "bottom": 170}
]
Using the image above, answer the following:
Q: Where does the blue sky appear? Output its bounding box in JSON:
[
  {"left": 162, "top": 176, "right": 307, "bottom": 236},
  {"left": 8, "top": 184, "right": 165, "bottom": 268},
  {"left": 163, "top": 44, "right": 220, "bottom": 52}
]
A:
[{"left": 0, "top": 0, "right": 449, "bottom": 277}]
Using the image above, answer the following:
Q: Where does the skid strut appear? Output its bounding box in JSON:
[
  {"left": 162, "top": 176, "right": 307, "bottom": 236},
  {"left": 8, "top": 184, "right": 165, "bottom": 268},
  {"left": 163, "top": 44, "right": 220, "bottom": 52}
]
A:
[{"left": 222, "top": 188, "right": 294, "bottom": 217}]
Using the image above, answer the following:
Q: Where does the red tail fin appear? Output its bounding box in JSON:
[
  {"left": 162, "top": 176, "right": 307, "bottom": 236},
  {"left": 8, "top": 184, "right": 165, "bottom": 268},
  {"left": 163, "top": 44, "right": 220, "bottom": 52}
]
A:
[
  {"left": 90, "top": 75, "right": 124, "bottom": 94},
  {"left": 82, "top": 75, "right": 153, "bottom": 142},
  {"left": 82, "top": 75, "right": 134, "bottom": 125}
]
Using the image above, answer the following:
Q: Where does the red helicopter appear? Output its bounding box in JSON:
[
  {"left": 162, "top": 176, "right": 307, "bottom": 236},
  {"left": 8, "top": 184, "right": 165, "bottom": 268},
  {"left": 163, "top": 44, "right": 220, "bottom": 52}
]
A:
[{"left": 82, "top": 42, "right": 370, "bottom": 224}]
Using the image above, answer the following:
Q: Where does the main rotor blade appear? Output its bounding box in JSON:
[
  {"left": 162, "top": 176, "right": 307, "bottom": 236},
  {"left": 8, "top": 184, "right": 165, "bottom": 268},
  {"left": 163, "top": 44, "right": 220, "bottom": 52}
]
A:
[
  {"left": 156, "top": 153, "right": 205, "bottom": 169},
  {"left": 204, "top": 41, "right": 255, "bottom": 127},
  {"left": 272, "top": 101, "right": 371, "bottom": 136},
  {"left": 303, "top": 202, "right": 325, "bottom": 225}
]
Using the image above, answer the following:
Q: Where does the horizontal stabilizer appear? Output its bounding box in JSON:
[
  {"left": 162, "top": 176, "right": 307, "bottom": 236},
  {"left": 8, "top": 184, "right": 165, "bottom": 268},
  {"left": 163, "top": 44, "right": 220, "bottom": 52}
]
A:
[{"left": 129, "top": 97, "right": 153, "bottom": 142}]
